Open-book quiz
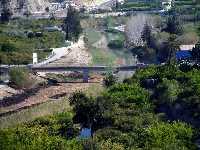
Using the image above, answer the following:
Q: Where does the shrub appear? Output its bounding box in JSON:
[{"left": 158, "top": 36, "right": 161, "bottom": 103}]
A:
[
  {"left": 0, "top": 42, "right": 17, "bottom": 52},
  {"left": 108, "top": 40, "right": 123, "bottom": 49},
  {"left": 103, "top": 72, "right": 117, "bottom": 87},
  {"left": 9, "top": 67, "right": 35, "bottom": 89}
]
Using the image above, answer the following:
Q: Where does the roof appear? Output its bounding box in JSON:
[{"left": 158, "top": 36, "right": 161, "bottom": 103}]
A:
[
  {"left": 180, "top": 45, "right": 195, "bottom": 51},
  {"left": 176, "top": 50, "right": 192, "bottom": 60}
]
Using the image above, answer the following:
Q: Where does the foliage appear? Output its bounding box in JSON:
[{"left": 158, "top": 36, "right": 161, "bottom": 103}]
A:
[
  {"left": 97, "top": 138, "right": 125, "bottom": 150},
  {"left": 155, "top": 78, "right": 182, "bottom": 104},
  {"left": 0, "top": 0, "right": 12, "bottom": 23},
  {"left": 0, "top": 112, "right": 82, "bottom": 150},
  {"left": 103, "top": 72, "right": 117, "bottom": 87},
  {"left": 143, "top": 122, "right": 195, "bottom": 149},
  {"left": 164, "top": 34, "right": 180, "bottom": 63},
  {"left": 2, "top": 64, "right": 200, "bottom": 149},
  {"left": 9, "top": 67, "right": 35, "bottom": 89},
  {"left": 141, "top": 22, "right": 152, "bottom": 47},
  {"left": 63, "top": 5, "right": 82, "bottom": 42},
  {"left": 192, "top": 42, "right": 200, "bottom": 62},
  {"left": 105, "top": 16, "right": 115, "bottom": 28},
  {"left": 165, "top": 15, "right": 183, "bottom": 35},
  {"left": 0, "top": 19, "right": 64, "bottom": 64},
  {"left": 106, "top": 83, "right": 149, "bottom": 106},
  {"left": 108, "top": 39, "right": 124, "bottom": 49},
  {"left": 0, "top": 41, "right": 18, "bottom": 52},
  {"left": 69, "top": 92, "right": 97, "bottom": 127},
  {"left": 0, "top": 99, "right": 71, "bottom": 129}
]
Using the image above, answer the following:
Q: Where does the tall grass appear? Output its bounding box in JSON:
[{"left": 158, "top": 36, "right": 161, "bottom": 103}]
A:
[{"left": 0, "top": 99, "right": 71, "bottom": 129}]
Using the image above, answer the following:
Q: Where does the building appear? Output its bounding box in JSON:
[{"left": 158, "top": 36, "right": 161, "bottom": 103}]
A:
[
  {"left": 176, "top": 51, "right": 192, "bottom": 61},
  {"left": 179, "top": 45, "right": 195, "bottom": 51}
]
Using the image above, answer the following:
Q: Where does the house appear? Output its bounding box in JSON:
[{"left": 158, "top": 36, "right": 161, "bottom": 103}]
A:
[{"left": 179, "top": 44, "right": 195, "bottom": 51}]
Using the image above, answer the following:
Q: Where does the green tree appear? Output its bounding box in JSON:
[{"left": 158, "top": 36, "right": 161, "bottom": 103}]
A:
[
  {"left": 9, "top": 67, "right": 35, "bottom": 89},
  {"left": 165, "top": 15, "right": 183, "bottom": 35},
  {"left": 0, "top": 112, "right": 82, "bottom": 150},
  {"left": 97, "top": 139, "right": 125, "bottom": 150},
  {"left": 69, "top": 92, "right": 97, "bottom": 127},
  {"left": 165, "top": 34, "right": 180, "bottom": 63},
  {"left": 143, "top": 122, "right": 196, "bottom": 149},
  {"left": 0, "top": 0, "right": 12, "bottom": 23},
  {"left": 156, "top": 78, "right": 181, "bottom": 104},
  {"left": 103, "top": 72, "right": 117, "bottom": 87},
  {"left": 192, "top": 42, "right": 200, "bottom": 62},
  {"left": 141, "top": 22, "right": 152, "bottom": 47},
  {"left": 63, "top": 5, "right": 82, "bottom": 42}
]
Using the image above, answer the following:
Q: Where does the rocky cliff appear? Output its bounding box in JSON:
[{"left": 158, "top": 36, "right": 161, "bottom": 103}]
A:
[{"left": 1, "top": 0, "right": 50, "bottom": 16}]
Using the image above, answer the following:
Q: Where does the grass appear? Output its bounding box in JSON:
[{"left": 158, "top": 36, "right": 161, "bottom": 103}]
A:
[
  {"left": 183, "top": 23, "right": 199, "bottom": 33},
  {"left": 90, "top": 47, "right": 117, "bottom": 65},
  {"left": 85, "top": 83, "right": 104, "bottom": 97},
  {"left": 0, "top": 18, "right": 65, "bottom": 64},
  {"left": 0, "top": 99, "right": 71, "bottom": 129},
  {"left": 84, "top": 28, "right": 102, "bottom": 45}
]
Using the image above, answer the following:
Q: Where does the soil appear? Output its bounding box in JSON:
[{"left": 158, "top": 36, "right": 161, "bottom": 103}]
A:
[
  {"left": 48, "top": 36, "right": 92, "bottom": 66},
  {"left": 0, "top": 74, "right": 103, "bottom": 116}
]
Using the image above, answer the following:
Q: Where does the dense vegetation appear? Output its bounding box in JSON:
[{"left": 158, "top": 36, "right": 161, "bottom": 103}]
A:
[
  {"left": 0, "top": 19, "right": 65, "bottom": 64},
  {"left": 9, "top": 67, "right": 36, "bottom": 89},
  {"left": 2, "top": 64, "right": 200, "bottom": 149}
]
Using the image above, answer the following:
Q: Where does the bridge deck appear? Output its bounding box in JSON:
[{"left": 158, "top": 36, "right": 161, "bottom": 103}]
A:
[{"left": 0, "top": 65, "right": 148, "bottom": 73}]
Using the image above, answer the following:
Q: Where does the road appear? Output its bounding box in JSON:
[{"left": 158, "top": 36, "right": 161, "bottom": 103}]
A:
[{"left": 35, "top": 36, "right": 88, "bottom": 67}]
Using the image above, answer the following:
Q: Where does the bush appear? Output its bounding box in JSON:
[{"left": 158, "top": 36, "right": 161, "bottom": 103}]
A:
[
  {"left": 9, "top": 67, "right": 35, "bottom": 89},
  {"left": 0, "top": 42, "right": 17, "bottom": 52},
  {"left": 108, "top": 40, "right": 123, "bottom": 49},
  {"left": 103, "top": 72, "right": 117, "bottom": 87}
]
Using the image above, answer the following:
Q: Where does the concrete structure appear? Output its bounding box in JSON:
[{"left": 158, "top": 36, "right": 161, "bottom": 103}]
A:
[
  {"left": 0, "top": 64, "right": 148, "bottom": 83},
  {"left": 162, "top": 0, "right": 172, "bottom": 11},
  {"left": 33, "top": 53, "right": 38, "bottom": 64},
  {"left": 180, "top": 45, "right": 195, "bottom": 51}
]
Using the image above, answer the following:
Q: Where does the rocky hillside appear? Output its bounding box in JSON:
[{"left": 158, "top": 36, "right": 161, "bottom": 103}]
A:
[{"left": 1, "top": 0, "right": 50, "bottom": 16}]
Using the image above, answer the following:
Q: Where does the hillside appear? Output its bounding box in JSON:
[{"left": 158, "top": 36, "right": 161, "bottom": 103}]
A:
[{"left": 0, "top": 0, "right": 50, "bottom": 15}]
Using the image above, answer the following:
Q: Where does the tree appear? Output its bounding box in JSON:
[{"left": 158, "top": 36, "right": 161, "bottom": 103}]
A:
[
  {"left": 103, "top": 72, "right": 117, "bottom": 87},
  {"left": 155, "top": 78, "right": 181, "bottom": 104},
  {"left": 165, "top": 15, "right": 183, "bottom": 35},
  {"left": 165, "top": 34, "right": 180, "bottom": 63},
  {"left": 192, "top": 42, "right": 200, "bottom": 62},
  {"left": 69, "top": 92, "right": 97, "bottom": 127},
  {"left": 63, "top": 5, "right": 82, "bottom": 42},
  {"left": 0, "top": 0, "right": 12, "bottom": 23},
  {"left": 141, "top": 22, "right": 152, "bottom": 47},
  {"left": 143, "top": 122, "right": 196, "bottom": 149},
  {"left": 125, "top": 14, "right": 154, "bottom": 48},
  {"left": 9, "top": 67, "right": 35, "bottom": 89}
]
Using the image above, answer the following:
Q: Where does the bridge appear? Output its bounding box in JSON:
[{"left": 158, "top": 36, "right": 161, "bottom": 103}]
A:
[{"left": 0, "top": 64, "right": 148, "bottom": 83}]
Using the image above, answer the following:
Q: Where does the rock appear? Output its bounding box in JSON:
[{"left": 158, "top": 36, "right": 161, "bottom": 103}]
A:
[{"left": 0, "top": 0, "right": 50, "bottom": 16}]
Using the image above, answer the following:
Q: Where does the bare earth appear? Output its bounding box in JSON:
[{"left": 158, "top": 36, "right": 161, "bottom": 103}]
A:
[
  {"left": 0, "top": 78, "right": 102, "bottom": 115},
  {"left": 48, "top": 36, "right": 92, "bottom": 66},
  {"left": 0, "top": 85, "right": 21, "bottom": 100}
]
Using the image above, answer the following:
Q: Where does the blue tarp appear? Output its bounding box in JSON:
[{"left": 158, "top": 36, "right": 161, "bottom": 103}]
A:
[{"left": 176, "top": 51, "right": 192, "bottom": 60}]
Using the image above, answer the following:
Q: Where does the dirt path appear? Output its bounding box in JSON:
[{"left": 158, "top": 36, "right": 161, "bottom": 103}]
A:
[
  {"left": 48, "top": 36, "right": 92, "bottom": 66},
  {"left": 0, "top": 74, "right": 103, "bottom": 116}
]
